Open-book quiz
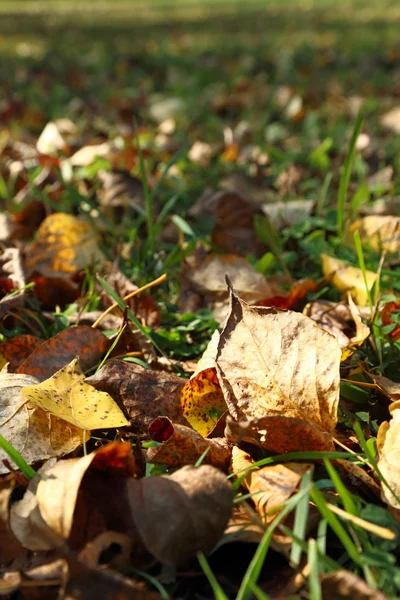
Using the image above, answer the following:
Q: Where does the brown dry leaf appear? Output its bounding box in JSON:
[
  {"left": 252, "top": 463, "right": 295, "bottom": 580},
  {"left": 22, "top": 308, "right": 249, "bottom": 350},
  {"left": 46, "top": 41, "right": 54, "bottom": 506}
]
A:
[
  {"left": 376, "top": 400, "right": 400, "bottom": 509},
  {"left": 102, "top": 264, "right": 160, "bottom": 327},
  {"left": 321, "top": 569, "right": 390, "bottom": 600},
  {"left": 126, "top": 464, "right": 233, "bottom": 565},
  {"left": 223, "top": 504, "right": 264, "bottom": 544},
  {"left": 0, "top": 475, "right": 23, "bottom": 563},
  {"left": 0, "top": 371, "right": 85, "bottom": 475},
  {"left": 180, "top": 253, "right": 276, "bottom": 324},
  {"left": 347, "top": 215, "right": 400, "bottom": 254},
  {"left": 231, "top": 447, "right": 310, "bottom": 524},
  {"left": 189, "top": 190, "right": 267, "bottom": 257},
  {"left": 17, "top": 325, "right": 110, "bottom": 381},
  {"left": 216, "top": 286, "right": 341, "bottom": 443},
  {"left": 181, "top": 367, "right": 227, "bottom": 436},
  {"left": 147, "top": 416, "right": 232, "bottom": 471},
  {"left": 225, "top": 414, "right": 335, "bottom": 453},
  {"left": 97, "top": 169, "right": 148, "bottom": 225},
  {"left": 0, "top": 334, "right": 43, "bottom": 372},
  {"left": 25, "top": 212, "right": 104, "bottom": 278},
  {"left": 85, "top": 359, "right": 187, "bottom": 434},
  {"left": 21, "top": 357, "right": 128, "bottom": 431},
  {"left": 371, "top": 374, "right": 400, "bottom": 401},
  {"left": 321, "top": 254, "right": 377, "bottom": 307}
]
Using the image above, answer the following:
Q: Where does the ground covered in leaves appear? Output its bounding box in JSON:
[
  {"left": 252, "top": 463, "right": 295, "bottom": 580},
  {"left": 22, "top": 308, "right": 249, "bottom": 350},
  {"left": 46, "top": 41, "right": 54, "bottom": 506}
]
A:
[{"left": 1, "top": 0, "right": 400, "bottom": 598}]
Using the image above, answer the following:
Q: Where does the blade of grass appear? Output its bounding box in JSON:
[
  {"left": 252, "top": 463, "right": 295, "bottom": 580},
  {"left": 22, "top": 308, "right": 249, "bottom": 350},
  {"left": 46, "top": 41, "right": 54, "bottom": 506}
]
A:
[
  {"left": 290, "top": 466, "right": 313, "bottom": 566},
  {"left": 353, "top": 229, "right": 374, "bottom": 313},
  {"left": 316, "top": 171, "right": 332, "bottom": 217},
  {"left": 308, "top": 539, "right": 322, "bottom": 600},
  {"left": 337, "top": 112, "right": 364, "bottom": 237},
  {"left": 197, "top": 552, "right": 229, "bottom": 600},
  {"left": 95, "top": 324, "right": 126, "bottom": 373},
  {"left": 134, "top": 125, "right": 155, "bottom": 256},
  {"left": 0, "top": 435, "right": 36, "bottom": 479},
  {"left": 236, "top": 485, "right": 312, "bottom": 600}
]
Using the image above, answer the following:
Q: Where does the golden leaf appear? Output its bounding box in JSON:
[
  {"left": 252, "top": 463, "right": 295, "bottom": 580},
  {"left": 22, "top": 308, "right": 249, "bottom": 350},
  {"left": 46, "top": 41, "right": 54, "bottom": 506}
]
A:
[
  {"left": 347, "top": 215, "right": 400, "bottom": 254},
  {"left": 21, "top": 358, "right": 128, "bottom": 430},
  {"left": 321, "top": 254, "right": 377, "bottom": 307}
]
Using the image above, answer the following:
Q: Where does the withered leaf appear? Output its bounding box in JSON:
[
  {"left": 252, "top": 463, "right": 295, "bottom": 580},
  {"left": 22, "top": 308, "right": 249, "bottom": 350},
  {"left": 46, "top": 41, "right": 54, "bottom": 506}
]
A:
[
  {"left": 321, "top": 569, "right": 390, "bottom": 600},
  {"left": 86, "top": 360, "right": 187, "bottom": 434},
  {"left": 0, "top": 334, "right": 43, "bottom": 372},
  {"left": 147, "top": 416, "right": 232, "bottom": 471},
  {"left": 126, "top": 464, "right": 233, "bottom": 565},
  {"left": 231, "top": 446, "right": 310, "bottom": 524},
  {"left": 216, "top": 286, "right": 341, "bottom": 433},
  {"left": 17, "top": 325, "right": 110, "bottom": 381},
  {"left": 0, "top": 371, "right": 84, "bottom": 475}
]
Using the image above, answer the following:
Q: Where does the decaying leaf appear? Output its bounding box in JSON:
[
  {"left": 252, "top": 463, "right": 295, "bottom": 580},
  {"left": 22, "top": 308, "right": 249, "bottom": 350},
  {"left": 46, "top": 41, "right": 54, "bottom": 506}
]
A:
[
  {"left": 17, "top": 325, "right": 110, "bottom": 381},
  {"left": 181, "top": 367, "right": 227, "bottom": 436},
  {"left": 371, "top": 374, "right": 400, "bottom": 401},
  {"left": 21, "top": 358, "right": 128, "bottom": 431},
  {"left": 147, "top": 416, "right": 232, "bottom": 471},
  {"left": 0, "top": 334, "right": 43, "bottom": 372},
  {"left": 216, "top": 286, "right": 341, "bottom": 450},
  {"left": 377, "top": 400, "right": 400, "bottom": 509},
  {"left": 321, "top": 254, "right": 377, "bottom": 307},
  {"left": 86, "top": 360, "right": 187, "bottom": 434},
  {"left": 0, "top": 371, "right": 85, "bottom": 475},
  {"left": 25, "top": 212, "right": 104, "bottom": 278},
  {"left": 231, "top": 447, "right": 310, "bottom": 524},
  {"left": 321, "top": 569, "right": 390, "bottom": 600},
  {"left": 381, "top": 300, "right": 400, "bottom": 341},
  {"left": 347, "top": 215, "right": 400, "bottom": 254},
  {"left": 126, "top": 464, "right": 233, "bottom": 565}
]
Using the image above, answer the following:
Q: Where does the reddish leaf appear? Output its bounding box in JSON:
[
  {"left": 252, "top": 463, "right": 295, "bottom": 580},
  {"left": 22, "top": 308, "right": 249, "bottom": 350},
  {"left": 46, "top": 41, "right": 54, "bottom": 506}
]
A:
[{"left": 0, "top": 334, "right": 43, "bottom": 371}]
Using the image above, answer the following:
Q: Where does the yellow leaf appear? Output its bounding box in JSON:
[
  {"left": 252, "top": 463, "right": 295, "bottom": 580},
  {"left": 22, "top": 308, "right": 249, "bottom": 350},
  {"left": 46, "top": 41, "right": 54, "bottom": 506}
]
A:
[
  {"left": 26, "top": 213, "right": 104, "bottom": 278},
  {"left": 321, "top": 254, "right": 377, "bottom": 307},
  {"left": 21, "top": 358, "right": 128, "bottom": 430},
  {"left": 377, "top": 400, "right": 400, "bottom": 509},
  {"left": 347, "top": 216, "right": 400, "bottom": 254},
  {"left": 181, "top": 367, "right": 226, "bottom": 437}
]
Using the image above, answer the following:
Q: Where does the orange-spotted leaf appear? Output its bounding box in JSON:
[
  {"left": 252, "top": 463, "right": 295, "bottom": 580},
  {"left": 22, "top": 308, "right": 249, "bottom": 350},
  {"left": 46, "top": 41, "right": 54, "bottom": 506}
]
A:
[
  {"left": 181, "top": 367, "right": 227, "bottom": 436},
  {"left": 21, "top": 358, "right": 128, "bottom": 430}
]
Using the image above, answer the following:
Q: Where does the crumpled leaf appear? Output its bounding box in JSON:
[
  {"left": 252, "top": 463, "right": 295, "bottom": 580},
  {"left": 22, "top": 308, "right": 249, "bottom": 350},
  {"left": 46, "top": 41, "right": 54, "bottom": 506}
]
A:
[
  {"left": 86, "top": 360, "right": 187, "bottom": 434},
  {"left": 216, "top": 286, "right": 341, "bottom": 432},
  {"left": 126, "top": 464, "right": 233, "bottom": 565},
  {"left": 321, "top": 254, "right": 377, "bottom": 307},
  {"left": 347, "top": 215, "right": 400, "bottom": 254},
  {"left": 17, "top": 325, "right": 110, "bottom": 381},
  {"left": 181, "top": 367, "right": 227, "bottom": 436},
  {"left": 21, "top": 357, "right": 128, "bottom": 430},
  {"left": 377, "top": 400, "right": 400, "bottom": 509},
  {"left": 11, "top": 444, "right": 233, "bottom": 566},
  {"left": 231, "top": 447, "right": 310, "bottom": 524},
  {"left": 26, "top": 212, "right": 104, "bottom": 278},
  {"left": 147, "top": 416, "right": 232, "bottom": 471},
  {"left": 0, "top": 371, "right": 85, "bottom": 475}
]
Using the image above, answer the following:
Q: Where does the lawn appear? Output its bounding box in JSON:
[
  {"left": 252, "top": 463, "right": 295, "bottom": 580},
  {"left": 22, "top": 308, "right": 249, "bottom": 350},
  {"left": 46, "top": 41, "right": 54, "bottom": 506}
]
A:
[{"left": 0, "top": 1, "right": 400, "bottom": 599}]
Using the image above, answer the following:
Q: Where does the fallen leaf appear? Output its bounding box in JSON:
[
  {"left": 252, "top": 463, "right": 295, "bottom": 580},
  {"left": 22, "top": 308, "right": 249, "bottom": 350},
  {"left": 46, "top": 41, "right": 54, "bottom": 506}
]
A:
[
  {"left": 377, "top": 400, "right": 400, "bottom": 509},
  {"left": 86, "top": 360, "right": 187, "bottom": 434},
  {"left": 381, "top": 300, "right": 400, "bottom": 341},
  {"left": 126, "top": 464, "right": 233, "bottom": 564},
  {"left": 231, "top": 447, "right": 310, "bottom": 524},
  {"left": 181, "top": 367, "right": 227, "bottom": 436},
  {"left": 216, "top": 286, "right": 341, "bottom": 431},
  {"left": 21, "top": 358, "right": 128, "bottom": 431},
  {"left": 380, "top": 106, "right": 400, "bottom": 133},
  {"left": 26, "top": 212, "right": 104, "bottom": 278},
  {"left": 321, "top": 569, "right": 390, "bottom": 600},
  {"left": 371, "top": 374, "right": 400, "bottom": 401},
  {"left": 36, "top": 121, "right": 67, "bottom": 155},
  {"left": 68, "top": 142, "right": 110, "bottom": 166},
  {"left": 0, "top": 371, "right": 84, "bottom": 475},
  {"left": 17, "top": 325, "right": 110, "bottom": 381},
  {"left": 0, "top": 475, "right": 23, "bottom": 563},
  {"left": 258, "top": 277, "right": 317, "bottom": 310},
  {"left": 147, "top": 416, "right": 232, "bottom": 471},
  {"left": 97, "top": 169, "right": 147, "bottom": 225},
  {"left": 347, "top": 215, "right": 400, "bottom": 253},
  {"left": 0, "top": 334, "right": 43, "bottom": 372},
  {"left": 321, "top": 254, "right": 377, "bottom": 307}
]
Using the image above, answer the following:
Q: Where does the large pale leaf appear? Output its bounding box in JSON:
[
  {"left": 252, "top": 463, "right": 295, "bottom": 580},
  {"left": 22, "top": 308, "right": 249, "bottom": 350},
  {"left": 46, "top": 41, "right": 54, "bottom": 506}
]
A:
[
  {"left": 216, "top": 286, "right": 341, "bottom": 433},
  {"left": 21, "top": 358, "right": 128, "bottom": 430}
]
